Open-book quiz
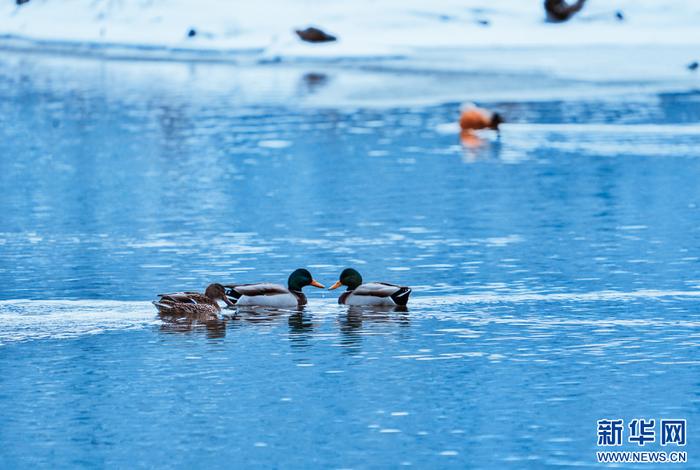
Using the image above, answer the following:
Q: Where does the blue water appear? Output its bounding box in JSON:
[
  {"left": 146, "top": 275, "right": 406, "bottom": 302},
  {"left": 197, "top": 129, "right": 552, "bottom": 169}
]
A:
[{"left": 1, "top": 52, "right": 699, "bottom": 468}]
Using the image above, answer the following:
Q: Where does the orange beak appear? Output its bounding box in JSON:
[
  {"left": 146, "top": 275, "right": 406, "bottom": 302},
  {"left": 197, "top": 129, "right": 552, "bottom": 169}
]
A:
[
  {"left": 310, "top": 279, "right": 325, "bottom": 289},
  {"left": 328, "top": 280, "right": 342, "bottom": 290}
]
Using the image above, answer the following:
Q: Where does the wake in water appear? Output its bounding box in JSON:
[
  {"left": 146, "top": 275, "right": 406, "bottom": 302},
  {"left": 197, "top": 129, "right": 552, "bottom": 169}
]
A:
[
  {"left": 0, "top": 299, "right": 157, "bottom": 345},
  {"left": 2, "top": 289, "right": 700, "bottom": 344}
]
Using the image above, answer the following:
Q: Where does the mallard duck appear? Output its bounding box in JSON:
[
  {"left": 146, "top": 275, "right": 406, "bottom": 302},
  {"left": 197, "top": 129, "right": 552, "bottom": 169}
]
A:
[
  {"left": 225, "top": 268, "right": 325, "bottom": 308},
  {"left": 459, "top": 103, "right": 503, "bottom": 131},
  {"left": 153, "top": 283, "right": 233, "bottom": 316},
  {"left": 329, "top": 268, "right": 411, "bottom": 306}
]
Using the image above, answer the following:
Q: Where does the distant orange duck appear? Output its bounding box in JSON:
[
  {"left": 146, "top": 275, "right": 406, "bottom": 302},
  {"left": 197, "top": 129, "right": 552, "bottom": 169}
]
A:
[
  {"left": 459, "top": 103, "right": 503, "bottom": 149},
  {"left": 459, "top": 103, "right": 503, "bottom": 132}
]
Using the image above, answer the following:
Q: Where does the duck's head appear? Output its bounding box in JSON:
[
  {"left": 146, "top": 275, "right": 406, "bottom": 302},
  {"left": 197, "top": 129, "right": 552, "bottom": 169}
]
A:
[
  {"left": 329, "top": 268, "right": 363, "bottom": 291},
  {"left": 288, "top": 268, "right": 325, "bottom": 292},
  {"left": 490, "top": 112, "right": 504, "bottom": 130},
  {"left": 205, "top": 283, "right": 235, "bottom": 306}
]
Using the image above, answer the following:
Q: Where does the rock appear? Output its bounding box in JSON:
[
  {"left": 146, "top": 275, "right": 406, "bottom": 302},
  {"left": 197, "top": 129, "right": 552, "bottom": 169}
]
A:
[
  {"left": 544, "top": 0, "right": 587, "bottom": 23},
  {"left": 688, "top": 61, "right": 699, "bottom": 71},
  {"left": 295, "top": 27, "right": 337, "bottom": 43},
  {"left": 187, "top": 28, "right": 197, "bottom": 38}
]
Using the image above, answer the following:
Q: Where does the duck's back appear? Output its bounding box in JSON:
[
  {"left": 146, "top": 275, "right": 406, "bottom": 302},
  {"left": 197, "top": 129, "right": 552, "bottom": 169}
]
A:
[
  {"left": 230, "top": 283, "right": 301, "bottom": 307},
  {"left": 153, "top": 292, "right": 219, "bottom": 315},
  {"left": 342, "top": 282, "right": 411, "bottom": 306},
  {"left": 459, "top": 107, "right": 492, "bottom": 130}
]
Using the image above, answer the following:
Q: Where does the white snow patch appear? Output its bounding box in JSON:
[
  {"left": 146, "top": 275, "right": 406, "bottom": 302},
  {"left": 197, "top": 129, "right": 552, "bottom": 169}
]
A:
[{"left": 0, "top": 0, "right": 698, "bottom": 63}]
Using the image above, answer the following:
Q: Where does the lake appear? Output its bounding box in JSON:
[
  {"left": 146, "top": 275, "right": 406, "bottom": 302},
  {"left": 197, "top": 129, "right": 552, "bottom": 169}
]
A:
[{"left": 0, "top": 51, "right": 699, "bottom": 468}]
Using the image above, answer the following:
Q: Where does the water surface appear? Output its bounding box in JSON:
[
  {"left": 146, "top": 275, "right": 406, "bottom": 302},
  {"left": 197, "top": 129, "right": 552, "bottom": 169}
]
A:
[{"left": 1, "top": 52, "right": 699, "bottom": 468}]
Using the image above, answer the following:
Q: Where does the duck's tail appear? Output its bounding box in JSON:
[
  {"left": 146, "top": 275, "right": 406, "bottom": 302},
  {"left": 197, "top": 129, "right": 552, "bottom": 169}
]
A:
[
  {"left": 391, "top": 287, "right": 412, "bottom": 306},
  {"left": 152, "top": 301, "right": 172, "bottom": 313}
]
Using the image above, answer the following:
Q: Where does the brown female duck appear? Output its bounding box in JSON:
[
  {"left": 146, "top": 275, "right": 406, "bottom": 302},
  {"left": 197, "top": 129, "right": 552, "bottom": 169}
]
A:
[{"left": 153, "top": 283, "right": 233, "bottom": 316}]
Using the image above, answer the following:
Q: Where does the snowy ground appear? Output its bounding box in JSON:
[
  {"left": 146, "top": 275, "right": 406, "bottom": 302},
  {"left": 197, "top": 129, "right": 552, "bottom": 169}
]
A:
[
  {"left": 0, "top": 1, "right": 699, "bottom": 107},
  {"left": 1, "top": 1, "right": 699, "bottom": 65}
]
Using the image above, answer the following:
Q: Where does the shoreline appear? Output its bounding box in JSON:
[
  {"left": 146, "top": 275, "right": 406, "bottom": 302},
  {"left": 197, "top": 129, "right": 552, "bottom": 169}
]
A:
[{"left": 1, "top": 41, "right": 697, "bottom": 110}]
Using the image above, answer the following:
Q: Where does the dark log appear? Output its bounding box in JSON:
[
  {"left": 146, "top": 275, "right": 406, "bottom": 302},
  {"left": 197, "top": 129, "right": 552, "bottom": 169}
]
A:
[{"left": 295, "top": 27, "right": 337, "bottom": 43}]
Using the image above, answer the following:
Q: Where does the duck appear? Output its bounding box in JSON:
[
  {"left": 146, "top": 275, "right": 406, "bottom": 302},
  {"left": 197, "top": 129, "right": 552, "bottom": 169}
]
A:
[
  {"left": 544, "top": 0, "right": 586, "bottom": 23},
  {"left": 224, "top": 268, "right": 325, "bottom": 308},
  {"left": 153, "top": 283, "right": 234, "bottom": 316},
  {"left": 459, "top": 103, "right": 503, "bottom": 132},
  {"left": 328, "top": 268, "right": 411, "bottom": 306}
]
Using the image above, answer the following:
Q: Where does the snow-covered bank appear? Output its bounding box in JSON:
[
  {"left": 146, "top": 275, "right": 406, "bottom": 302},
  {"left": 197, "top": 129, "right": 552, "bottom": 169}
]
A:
[
  {"left": 1, "top": 1, "right": 699, "bottom": 108},
  {"left": 1, "top": 0, "right": 699, "bottom": 66}
]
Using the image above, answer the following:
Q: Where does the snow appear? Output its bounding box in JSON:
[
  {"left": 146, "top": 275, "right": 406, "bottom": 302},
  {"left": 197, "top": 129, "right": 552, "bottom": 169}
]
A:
[
  {"left": 1, "top": 0, "right": 699, "bottom": 64},
  {"left": 0, "top": 0, "right": 698, "bottom": 107}
]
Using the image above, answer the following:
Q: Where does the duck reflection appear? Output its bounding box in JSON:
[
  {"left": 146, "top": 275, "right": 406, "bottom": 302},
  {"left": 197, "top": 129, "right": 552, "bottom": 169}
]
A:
[
  {"left": 298, "top": 72, "right": 330, "bottom": 96},
  {"left": 288, "top": 311, "right": 317, "bottom": 351},
  {"left": 158, "top": 311, "right": 228, "bottom": 339},
  {"left": 157, "top": 303, "right": 410, "bottom": 347},
  {"left": 338, "top": 305, "right": 410, "bottom": 352},
  {"left": 460, "top": 130, "right": 502, "bottom": 163},
  {"left": 460, "top": 130, "right": 486, "bottom": 149},
  {"left": 228, "top": 306, "right": 290, "bottom": 324}
]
